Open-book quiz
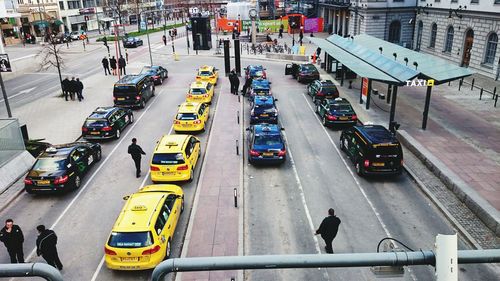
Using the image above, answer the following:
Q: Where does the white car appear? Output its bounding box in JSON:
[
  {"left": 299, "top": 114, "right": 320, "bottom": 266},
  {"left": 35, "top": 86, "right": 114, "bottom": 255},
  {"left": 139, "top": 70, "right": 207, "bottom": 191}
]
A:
[{"left": 70, "top": 31, "right": 81, "bottom": 40}]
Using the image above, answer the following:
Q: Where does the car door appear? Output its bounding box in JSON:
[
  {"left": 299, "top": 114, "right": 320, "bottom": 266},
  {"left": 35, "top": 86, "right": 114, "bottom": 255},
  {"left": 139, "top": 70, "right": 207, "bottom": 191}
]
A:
[
  {"left": 115, "top": 110, "right": 127, "bottom": 130},
  {"left": 285, "top": 64, "right": 293, "bottom": 75},
  {"left": 189, "top": 136, "right": 200, "bottom": 167},
  {"left": 317, "top": 99, "right": 326, "bottom": 117},
  {"left": 72, "top": 147, "right": 89, "bottom": 174},
  {"left": 199, "top": 104, "right": 207, "bottom": 124},
  {"left": 154, "top": 205, "right": 169, "bottom": 253},
  {"left": 247, "top": 127, "right": 255, "bottom": 150},
  {"left": 164, "top": 194, "right": 180, "bottom": 234}
]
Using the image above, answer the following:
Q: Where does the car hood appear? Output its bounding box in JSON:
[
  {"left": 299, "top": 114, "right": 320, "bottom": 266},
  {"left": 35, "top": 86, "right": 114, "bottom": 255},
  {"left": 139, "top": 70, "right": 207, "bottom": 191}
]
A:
[{"left": 27, "top": 169, "right": 66, "bottom": 178}]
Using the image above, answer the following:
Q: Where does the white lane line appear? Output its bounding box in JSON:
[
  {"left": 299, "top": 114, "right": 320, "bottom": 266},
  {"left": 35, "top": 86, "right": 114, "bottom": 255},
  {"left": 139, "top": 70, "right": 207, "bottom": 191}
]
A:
[
  {"left": 89, "top": 120, "right": 174, "bottom": 281},
  {"left": 281, "top": 130, "right": 330, "bottom": 280},
  {"left": 20, "top": 89, "right": 166, "bottom": 268},
  {"left": 300, "top": 93, "right": 418, "bottom": 281},
  {"left": 11, "top": 54, "right": 36, "bottom": 62}
]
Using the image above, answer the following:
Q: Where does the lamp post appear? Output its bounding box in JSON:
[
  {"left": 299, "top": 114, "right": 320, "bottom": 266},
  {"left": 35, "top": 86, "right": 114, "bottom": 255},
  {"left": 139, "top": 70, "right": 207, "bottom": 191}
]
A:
[
  {"left": 145, "top": 17, "right": 153, "bottom": 66},
  {"left": 94, "top": 0, "right": 101, "bottom": 34}
]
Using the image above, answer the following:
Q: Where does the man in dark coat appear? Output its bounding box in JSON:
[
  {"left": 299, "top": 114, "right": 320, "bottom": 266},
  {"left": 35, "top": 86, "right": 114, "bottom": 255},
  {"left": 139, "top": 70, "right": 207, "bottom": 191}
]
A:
[
  {"left": 101, "top": 57, "right": 111, "bottom": 75},
  {"left": 162, "top": 35, "right": 167, "bottom": 46},
  {"left": 315, "top": 208, "right": 341, "bottom": 254},
  {"left": 128, "top": 138, "right": 146, "bottom": 178},
  {"left": 69, "top": 77, "right": 77, "bottom": 101},
  {"left": 231, "top": 70, "right": 240, "bottom": 95},
  {"left": 36, "top": 225, "right": 63, "bottom": 270},
  {"left": 61, "top": 77, "right": 70, "bottom": 101},
  {"left": 109, "top": 56, "right": 117, "bottom": 76},
  {"left": 118, "top": 55, "right": 126, "bottom": 76},
  {"left": 0, "top": 219, "right": 24, "bottom": 263},
  {"left": 228, "top": 70, "right": 235, "bottom": 94},
  {"left": 76, "top": 78, "right": 84, "bottom": 101},
  {"left": 299, "top": 29, "right": 304, "bottom": 45},
  {"left": 241, "top": 76, "right": 253, "bottom": 96}
]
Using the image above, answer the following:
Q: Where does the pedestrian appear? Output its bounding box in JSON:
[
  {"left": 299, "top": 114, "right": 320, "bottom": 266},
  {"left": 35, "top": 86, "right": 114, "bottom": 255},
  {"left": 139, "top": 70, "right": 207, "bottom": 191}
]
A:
[
  {"left": 22, "top": 33, "right": 26, "bottom": 47},
  {"left": 76, "top": 78, "right": 84, "bottom": 101},
  {"left": 61, "top": 77, "right": 70, "bottom": 101},
  {"left": 315, "top": 208, "right": 341, "bottom": 254},
  {"left": 162, "top": 34, "right": 167, "bottom": 46},
  {"left": 278, "top": 27, "right": 283, "bottom": 38},
  {"left": 231, "top": 70, "right": 240, "bottom": 95},
  {"left": 125, "top": 50, "right": 129, "bottom": 64},
  {"left": 0, "top": 219, "right": 24, "bottom": 263},
  {"left": 246, "top": 27, "right": 250, "bottom": 36},
  {"left": 109, "top": 56, "right": 117, "bottom": 76},
  {"left": 316, "top": 47, "right": 322, "bottom": 57},
  {"left": 69, "top": 77, "right": 77, "bottom": 101},
  {"left": 103, "top": 36, "right": 110, "bottom": 53},
  {"left": 118, "top": 55, "right": 126, "bottom": 75},
  {"left": 82, "top": 40, "right": 86, "bottom": 51},
  {"left": 36, "top": 225, "right": 63, "bottom": 270},
  {"left": 128, "top": 138, "right": 146, "bottom": 178},
  {"left": 299, "top": 29, "right": 304, "bottom": 44},
  {"left": 256, "top": 26, "right": 260, "bottom": 34},
  {"left": 101, "top": 56, "right": 111, "bottom": 75},
  {"left": 228, "top": 70, "right": 235, "bottom": 94},
  {"left": 241, "top": 76, "right": 252, "bottom": 96}
]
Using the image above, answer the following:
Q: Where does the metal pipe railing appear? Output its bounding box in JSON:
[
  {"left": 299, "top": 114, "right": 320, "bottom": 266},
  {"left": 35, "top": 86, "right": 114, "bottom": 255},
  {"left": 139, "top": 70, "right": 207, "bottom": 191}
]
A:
[{"left": 0, "top": 263, "right": 63, "bottom": 281}]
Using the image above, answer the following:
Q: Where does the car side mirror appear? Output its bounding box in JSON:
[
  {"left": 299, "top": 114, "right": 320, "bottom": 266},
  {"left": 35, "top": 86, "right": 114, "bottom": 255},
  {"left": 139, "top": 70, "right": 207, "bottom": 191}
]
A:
[
  {"left": 123, "top": 195, "right": 130, "bottom": 200},
  {"left": 245, "top": 127, "right": 250, "bottom": 131},
  {"left": 281, "top": 127, "right": 285, "bottom": 131},
  {"left": 274, "top": 98, "right": 278, "bottom": 102},
  {"left": 176, "top": 195, "right": 183, "bottom": 199}
]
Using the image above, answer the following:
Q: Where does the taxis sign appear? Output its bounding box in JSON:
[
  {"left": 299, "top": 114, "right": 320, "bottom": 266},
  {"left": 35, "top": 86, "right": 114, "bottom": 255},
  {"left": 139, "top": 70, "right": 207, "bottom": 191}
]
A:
[{"left": 405, "top": 79, "right": 434, "bottom": 87}]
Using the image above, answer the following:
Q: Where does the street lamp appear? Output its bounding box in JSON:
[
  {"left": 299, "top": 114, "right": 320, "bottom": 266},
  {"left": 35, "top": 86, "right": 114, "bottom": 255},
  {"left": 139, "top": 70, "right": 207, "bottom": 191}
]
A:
[{"left": 145, "top": 17, "right": 153, "bottom": 66}]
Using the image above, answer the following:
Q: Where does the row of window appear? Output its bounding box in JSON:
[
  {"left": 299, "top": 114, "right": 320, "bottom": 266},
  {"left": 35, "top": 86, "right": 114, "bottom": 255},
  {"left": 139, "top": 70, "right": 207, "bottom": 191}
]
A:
[{"left": 58, "top": 0, "right": 104, "bottom": 10}]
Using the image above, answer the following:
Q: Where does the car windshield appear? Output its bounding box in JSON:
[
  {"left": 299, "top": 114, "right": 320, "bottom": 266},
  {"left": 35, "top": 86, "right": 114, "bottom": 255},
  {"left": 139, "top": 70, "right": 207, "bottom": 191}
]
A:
[
  {"left": 254, "top": 134, "right": 282, "bottom": 146},
  {"left": 329, "top": 104, "right": 352, "bottom": 112},
  {"left": 152, "top": 153, "right": 185, "bottom": 165},
  {"left": 85, "top": 119, "right": 107, "bottom": 127},
  {"left": 33, "top": 157, "right": 67, "bottom": 172},
  {"left": 108, "top": 232, "right": 153, "bottom": 248},
  {"left": 127, "top": 38, "right": 136, "bottom": 42},
  {"left": 199, "top": 70, "right": 212, "bottom": 76},
  {"left": 322, "top": 86, "right": 338, "bottom": 94},
  {"left": 301, "top": 65, "right": 317, "bottom": 72},
  {"left": 176, "top": 113, "right": 198, "bottom": 120},
  {"left": 190, "top": 88, "right": 207, "bottom": 95}
]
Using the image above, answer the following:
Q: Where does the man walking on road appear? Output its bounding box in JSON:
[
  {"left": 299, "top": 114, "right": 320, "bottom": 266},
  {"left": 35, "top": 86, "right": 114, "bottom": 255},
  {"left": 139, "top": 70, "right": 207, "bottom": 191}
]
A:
[
  {"left": 62, "top": 77, "right": 70, "bottom": 101},
  {"left": 162, "top": 35, "right": 167, "bottom": 46},
  {"left": 0, "top": 219, "right": 25, "bottom": 263},
  {"left": 36, "top": 225, "right": 63, "bottom": 270},
  {"left": 76, "top": 78, "right": 84, "bottom": 101},
  {"left": 118, "top": 55, "right": 126, "bottom": 76},
  {"left": 315, "top": 208, "right": 341, "bottom": 254},
  {"left": 128, "top": 138, "right": 146, "bottom": 178},
  {"left": 228, "top": 70, "right": 235, "bottom": 94},
  {"left": 101, "top": 56, "right": 111, "bottom": 75},
  {"left": 109, "top": 56, "right": 117, "bottom": 76},
  {"left": 229, "top": 69, "right": 239, "bottom": 95}
]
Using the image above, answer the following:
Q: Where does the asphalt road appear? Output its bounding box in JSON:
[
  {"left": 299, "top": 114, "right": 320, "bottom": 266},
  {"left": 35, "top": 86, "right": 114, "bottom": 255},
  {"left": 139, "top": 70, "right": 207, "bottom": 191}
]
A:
[{"left": 0, "top": 30, "right": 499, "bottom": 281}]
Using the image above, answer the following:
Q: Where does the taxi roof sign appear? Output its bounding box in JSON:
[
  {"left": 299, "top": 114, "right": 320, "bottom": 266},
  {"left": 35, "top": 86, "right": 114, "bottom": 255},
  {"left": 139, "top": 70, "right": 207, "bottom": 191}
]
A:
[
  {"left": 45, "top": 147, "right": 58, "bottom": 153},
  {"left": 165, "top": 142, "right": 179, "bottom": 146},
  {"left": 131, "top": 205, "right": 147, "bottom": 211}
]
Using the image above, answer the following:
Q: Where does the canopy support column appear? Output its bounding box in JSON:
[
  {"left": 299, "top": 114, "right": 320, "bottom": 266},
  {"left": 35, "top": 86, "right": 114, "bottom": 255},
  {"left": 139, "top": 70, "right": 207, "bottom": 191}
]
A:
[
  {"left": 359, "top": 79, "right": 364, "bottom": 104},
  {"left": 389, "top": 86, "right": 398, "bottom": 131},
  {"left": 366, "top": 79, "right": 372, "bottom": 110},
  {"left": 422, "top": 85, "right": 433, "bottom": 130}
]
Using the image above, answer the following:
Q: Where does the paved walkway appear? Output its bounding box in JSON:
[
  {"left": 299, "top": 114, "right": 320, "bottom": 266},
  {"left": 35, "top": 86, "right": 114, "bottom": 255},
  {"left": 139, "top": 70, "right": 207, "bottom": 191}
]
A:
[{"left": 179, "top": 81, "right": 242, "bottom": 281}]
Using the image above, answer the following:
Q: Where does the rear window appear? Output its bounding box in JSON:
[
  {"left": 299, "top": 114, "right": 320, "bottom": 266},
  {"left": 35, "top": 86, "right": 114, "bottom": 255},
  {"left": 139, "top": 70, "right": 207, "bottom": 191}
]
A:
[
  {"left": 330, "top": 104, "right": 352, "bottom": 112},
  {"left": 254, "top": 134, "right": 282, "bottom": 146},
  {"left": 33, "top": 157, "right": 67, "bottom": 172},
  {"left": 322, "top": 86, "right": 338, "bottom": 95},
  {"left": 371, "top": 144, "right": 401, "bottom": 157},
  {"left": 108, "top": 231, "right": 153, "bottom": 248},
  {"left": 85, "top": 119, "right": 108, "bottom": 127},
  {"left": 176, "top": 113, "right": 198, "bottom": 120},
  {"left": 199, "top": 71, "right": 212, "bottom": 76},
  {"left": 190, "top": 88, "right": 207, "bottom": 95},
  {"left": 114, "top": 85, "right": 137, "bottom": 95},
  {"left": 301, "top": 65, "right": 317, "bottom": 72},
  {"left": 152, "top": 153, "right": 185, "bottom": 165}
]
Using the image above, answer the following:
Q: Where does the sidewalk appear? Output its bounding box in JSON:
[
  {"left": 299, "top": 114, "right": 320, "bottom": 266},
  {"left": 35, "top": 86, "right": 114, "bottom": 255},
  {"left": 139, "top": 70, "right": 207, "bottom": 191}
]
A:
[{"left": 178, "top": 81, "right": 242, "bottom": 280}]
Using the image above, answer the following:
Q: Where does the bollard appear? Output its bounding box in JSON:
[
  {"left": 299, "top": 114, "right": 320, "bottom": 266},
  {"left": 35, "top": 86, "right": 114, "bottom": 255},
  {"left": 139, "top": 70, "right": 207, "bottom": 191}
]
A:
[
  {"left": 236, "top": 140, "right": 239, "bottom": 155},
  {"left": 234, "top": 188, "right": 238, "bottom": 208},
  {"left": 471, "top": 78, "right": 475, "bottom": 91},
  {"left": 246, "top": 43, "right": 249, "bottom": 55},
  {"left": 495, "top": 94, "right": 498, "bottom": 107},
  {"left": 459, "top": 79, "right": 463, "bottom": 91},
  {"left": 480, "top": 88, "right": 483, "bottom": 100},
  {"left": 493, "top": 87, "right": 497, "bottom": 100},
  {"left": 237, "top": 110, "right": 240, "bottom": 124},
  {"left": 238, "top": 93, "right": 240, "bottom": 103},
  {"left": 448, "top": 81, "right": 451, "bottom": 86},
  {"left": 349, "top": 81, "right": 353, "bottom": 89}
]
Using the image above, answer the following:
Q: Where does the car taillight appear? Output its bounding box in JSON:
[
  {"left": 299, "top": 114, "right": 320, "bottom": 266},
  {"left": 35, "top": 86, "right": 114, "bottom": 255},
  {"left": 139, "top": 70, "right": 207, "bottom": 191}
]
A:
[
  {"left": 82, "top": 127, "right": 88, "bottom": 132},
  {"left": 364, "top": 160, "right": 370, "bottom": 168},
  {"left": 203, "top": 94, "right": 208, "bottom": 98},
  {"left": 278, "top": 149, "right": 286, "bottom": 156},
  {"left": 196, "top": 76, "right": 201, "bottom": 79},
  {"left": 193, "top": 120, "right": 201, "bottom": 124},
  {"left": 187, "top": 94, "right": 192, "bottom": 98},
  {"left": 352, "top": 115, "right": 358, "bottom": 120},
  {"left": 135, "top": 96, "right": 141, "bottom": 100},
  {"left": 316, "top": 91, "right": 324, "bottom": 96},
  {"left": 53, "top": 175, "right": 69, "bottom": 185},
  {"left": 174, "top": 120, "right": 181, "bottom": 124},
  {"left": 102, "top": 126, "right": 113, "bottom": 131},
  {"left": 153, "top": 76, "right": 160, "bottom": 79},
  {"left": 150, "top": 166, "right": 160, "bottom": 171},
  {"left": 177, "top": 164, "right": 189, "bottom": 171},
  {"left": 24, "top": 178, "right": 33, "bottom": 185},
  {"left": 104, "top": 247, "right": 117, "bottom": 255},
  {"left": 249, "top": 149, "right": 260, "bottom": 157},
  {"left": 141, "top": 245, "right": 161, "bottom": 255},
  {"left": 327, "top": 114, "right": 337, "bottom": 121}
]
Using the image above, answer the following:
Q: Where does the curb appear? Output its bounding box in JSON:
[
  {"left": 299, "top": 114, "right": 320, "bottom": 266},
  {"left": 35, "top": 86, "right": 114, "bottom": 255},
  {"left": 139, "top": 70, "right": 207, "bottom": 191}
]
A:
[{"left": 397, "top": 130, "right": 500, "bottom": 237}]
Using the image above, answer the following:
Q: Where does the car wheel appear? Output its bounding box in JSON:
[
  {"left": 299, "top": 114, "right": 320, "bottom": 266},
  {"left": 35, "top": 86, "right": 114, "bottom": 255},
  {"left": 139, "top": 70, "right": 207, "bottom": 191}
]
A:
[
  {"left": 129, "top": 114, "right": 134, "bottom": 124},
  {"left": 181, "top": 198, "right": 185, "bottom": 213},
  {"left": 356, "top": 162, "right": 364, "bottom": 176},
  {"left": 115, "top": 129, "right": 121, "bottom": 139},
  {"left": 312, "top": 96, "right": 316, "bottom": 103},
  {"left": 322, "top": 116, "right": 327, "bottom": 127},
  {"left": 140, "top": 99, "right": 146, "bottom": 109},
  {"left": 165, "top": 240, "right": 171, "bottom": 260},
  {"left": 339, "top": 138, "right": 345, "bottom": 151},
  {"left": 26, "top": 188, "right": 34, "bottom": 194},
  {"left": 96, "top": 149, "right": 102, "bottom": 161},
  {"left": 73, "top": 175, "right": 81, "bottom": 190}
]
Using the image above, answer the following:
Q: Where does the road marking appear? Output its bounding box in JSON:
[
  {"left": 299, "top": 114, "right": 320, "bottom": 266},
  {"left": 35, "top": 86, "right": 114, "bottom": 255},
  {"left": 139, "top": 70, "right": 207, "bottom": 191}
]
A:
[
  {"left": 281, "top": 130, "right": 331, "bottom": 280},
  {"left": 19, "top": 88, "right": 166, "bottom": 271},
  {"left": 11, "top": 54, "right": 36, "bottom": 62},
  {"left": 89, "top": 120, "right": 174, "bottom": 281},
  {"left": 0, "top": 86, "right": 38, "bottom": 103},
  {"left": 300, "top": 93, "right": 418, "bottom": 281}
]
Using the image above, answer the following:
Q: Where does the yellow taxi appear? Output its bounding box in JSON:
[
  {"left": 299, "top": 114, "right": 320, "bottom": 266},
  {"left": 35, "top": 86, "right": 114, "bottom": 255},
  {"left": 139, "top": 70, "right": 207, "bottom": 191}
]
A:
[
  {"left": 186, "top": 81, "right": 214, "bottom": 104},
  {"left": 195, "top": 65, "right": 219, "bottom": 85},
  {"left": 173, "top": 102, "right": 210, "bottom": 133},
  {"left": 104, "top": 184, "right": 184, "bottom": 270},
  {"left": 150, "top": 134, "right": 201, "bottom": 182}
]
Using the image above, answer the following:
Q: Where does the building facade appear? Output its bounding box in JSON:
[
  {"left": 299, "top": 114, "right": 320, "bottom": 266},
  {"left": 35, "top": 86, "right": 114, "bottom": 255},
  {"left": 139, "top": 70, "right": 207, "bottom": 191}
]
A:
[
  {"left": 0, "top": 0, "right": 22, "bottom": 45},
  {"left": 414, "top": 0, "right": 500, "bottom": 80},
  {"left": 17, "top": 0, "right": 63, "bottom": 37}
]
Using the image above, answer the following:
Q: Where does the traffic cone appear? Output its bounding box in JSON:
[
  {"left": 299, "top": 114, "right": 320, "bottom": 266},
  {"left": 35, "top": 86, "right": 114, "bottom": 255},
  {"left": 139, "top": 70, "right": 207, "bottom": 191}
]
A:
[{"left": 312, "top": 52, "right": 317, "bottom": 64}]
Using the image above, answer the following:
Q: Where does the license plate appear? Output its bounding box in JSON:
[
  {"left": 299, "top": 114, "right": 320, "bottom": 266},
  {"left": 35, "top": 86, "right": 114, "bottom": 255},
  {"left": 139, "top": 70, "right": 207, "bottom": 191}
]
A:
[
  {"left": 90, "top": 132, "right": 100, "bottom": 135},
  {"left": 37, "top": 180, "right": 50, "bottom": 185},
  {"left": 162, "top": 172, "right": 175, "bottom": 176},
  {"left": 117, "top": 98, "right": 125, "bottom": 101},
  {"left": 261, "top": 114, "right": 269, "bottom": 117},
  {"left": 372, "top": 162, "right": 385, "bottom": 167},
  {"left": 339, "top": 117, "right": 348, "bottom": 120},
  {"left": 121, "top": 257, "right": 138, "bottom": 262},
  {"left": 263, "top": 152, "right": 273, "bottom": 157},
  {"left": 182, "top": 124, "right": 192, "bottom": 127}
]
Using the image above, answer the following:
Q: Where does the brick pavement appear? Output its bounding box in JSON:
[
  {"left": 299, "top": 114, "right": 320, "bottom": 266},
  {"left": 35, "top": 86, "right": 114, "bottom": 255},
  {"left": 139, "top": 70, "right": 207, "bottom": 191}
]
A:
[{"left": 179, "top": 82, "right": 242, "bottom": 281}]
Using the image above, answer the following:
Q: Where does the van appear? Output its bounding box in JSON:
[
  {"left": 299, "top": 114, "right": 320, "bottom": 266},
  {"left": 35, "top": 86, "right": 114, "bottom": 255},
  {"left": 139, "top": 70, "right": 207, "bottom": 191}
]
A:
[
  {"left": 113, "top": 74, "right": 155, "bottom": 109},
  {"left": 340, "top": 125, "right": 403, "bottom": 176}
]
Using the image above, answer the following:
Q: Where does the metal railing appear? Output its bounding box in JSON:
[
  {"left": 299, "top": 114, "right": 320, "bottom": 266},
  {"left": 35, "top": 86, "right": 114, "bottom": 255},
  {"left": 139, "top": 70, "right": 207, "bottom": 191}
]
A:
[
  {"left": 458, "top": 77, "right": 499, "bottom": 107},
  {"left": 0, "top": 263, "right": 63, "bottom": 281}
]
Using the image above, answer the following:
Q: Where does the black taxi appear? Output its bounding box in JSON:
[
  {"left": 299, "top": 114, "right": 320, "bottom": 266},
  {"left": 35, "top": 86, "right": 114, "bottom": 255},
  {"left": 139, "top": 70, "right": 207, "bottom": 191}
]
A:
[
  {"left": 340, "top": 125, "right": 403, "bottom": 176},
  {"left": 82, "top": 107, "right": 134, "bottom": 140},
  {"left": 24, "top": 142, "right": 102, "bottom": 194},
  {"left": 113, "top": 74, "right": 155, "bottom": 109}
]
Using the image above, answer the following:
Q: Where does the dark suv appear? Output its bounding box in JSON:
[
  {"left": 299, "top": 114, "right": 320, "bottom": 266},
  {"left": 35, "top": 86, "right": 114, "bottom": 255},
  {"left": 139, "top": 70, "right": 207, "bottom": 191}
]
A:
[
  {"left": 285, "top": 63, "right": 320, "bottom": 83},
  {"left": 340, "top": 125, "right": 403, "bottom": 176},
  {"left": 246, "top": 123, "right": 286, "bottom": 164},
  {"left": 307, "top": 80, "right": 339, "bottom": 103},
  {"left": 113, "top": 74, "right": 155, "bottom": 108},
  {"left": 82, "top": 107, "right": 134, "bottom": 140},
  {"left": 316, "top": 98, "right": 357, "bottom": 127}
]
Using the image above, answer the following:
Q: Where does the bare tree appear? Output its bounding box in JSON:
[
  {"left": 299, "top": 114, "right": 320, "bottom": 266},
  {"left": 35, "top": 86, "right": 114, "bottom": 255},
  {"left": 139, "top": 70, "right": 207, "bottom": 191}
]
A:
[{"left": 37, "top": 35, "right": 65, "bottom": 95}]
